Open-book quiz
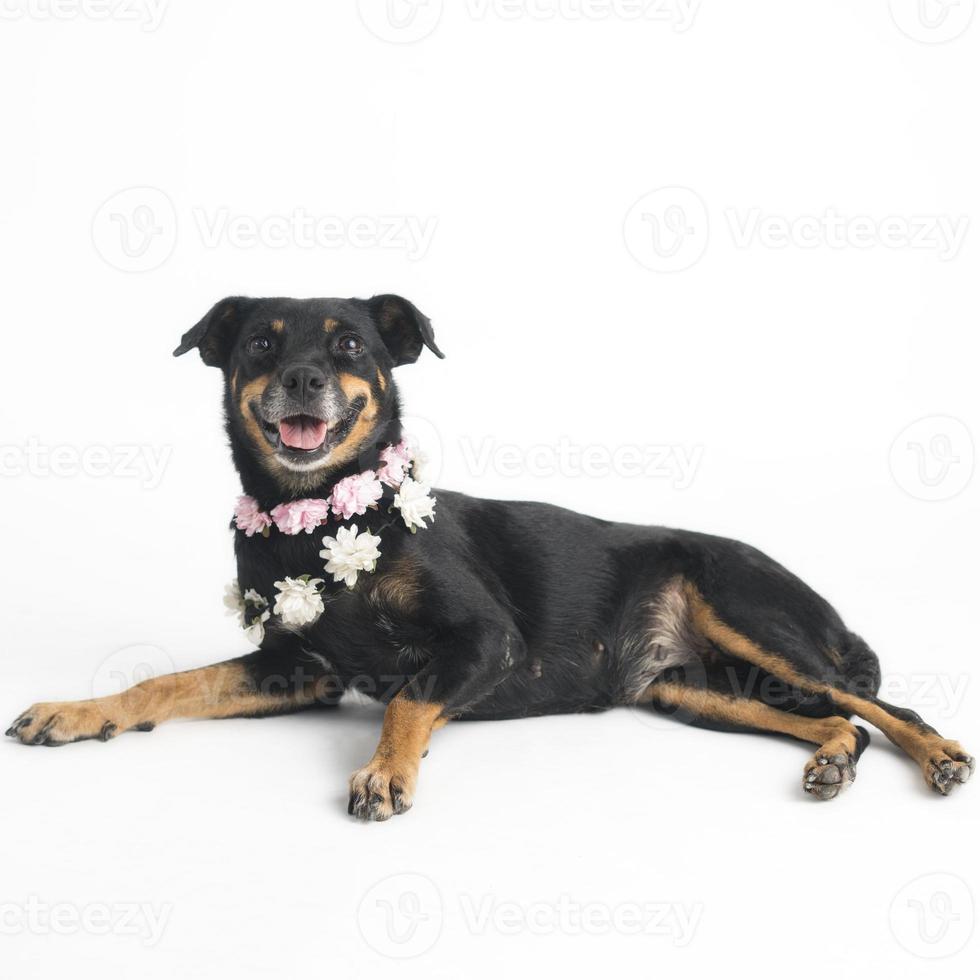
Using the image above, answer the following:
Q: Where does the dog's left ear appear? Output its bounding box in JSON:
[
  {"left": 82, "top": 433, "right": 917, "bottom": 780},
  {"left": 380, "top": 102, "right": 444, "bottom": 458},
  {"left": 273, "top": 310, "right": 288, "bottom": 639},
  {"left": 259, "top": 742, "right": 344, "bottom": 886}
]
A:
[
  {"left": 366, "top": 294, "right": 445, "bottom": 366},
  {"left": 173, "top": 297, "right": 250, "bottom": 368}
]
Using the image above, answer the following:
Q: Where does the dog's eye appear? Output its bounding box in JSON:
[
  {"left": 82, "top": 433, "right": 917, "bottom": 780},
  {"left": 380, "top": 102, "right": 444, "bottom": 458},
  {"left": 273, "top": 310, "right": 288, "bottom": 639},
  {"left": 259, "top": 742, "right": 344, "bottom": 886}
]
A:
[
  {"left": 246, "top": 336, "right": 272, "bottom": 356},
  {"left": 338, "top": 335, "right": 363, "bottom": 356}
]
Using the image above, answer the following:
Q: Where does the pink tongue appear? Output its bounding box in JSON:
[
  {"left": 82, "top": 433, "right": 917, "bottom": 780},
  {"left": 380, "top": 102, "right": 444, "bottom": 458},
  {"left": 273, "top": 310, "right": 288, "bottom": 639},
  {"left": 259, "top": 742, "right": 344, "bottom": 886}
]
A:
[{"left": 279, "top": 417, "right": 328, "bottom": 451}]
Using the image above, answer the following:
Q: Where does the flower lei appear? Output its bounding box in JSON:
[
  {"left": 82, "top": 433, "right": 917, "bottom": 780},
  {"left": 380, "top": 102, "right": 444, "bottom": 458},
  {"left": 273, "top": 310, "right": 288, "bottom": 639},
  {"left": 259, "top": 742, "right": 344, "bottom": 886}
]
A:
[{"left": 224, "top": 441, "right": 435, "bottom": 643}]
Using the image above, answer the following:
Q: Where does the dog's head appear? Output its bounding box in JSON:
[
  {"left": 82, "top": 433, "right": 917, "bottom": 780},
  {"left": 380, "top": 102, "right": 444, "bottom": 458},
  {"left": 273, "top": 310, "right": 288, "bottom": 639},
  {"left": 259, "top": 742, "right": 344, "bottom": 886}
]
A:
[{"left": 174, "top": 295, "right": 442, "bottom": 495}]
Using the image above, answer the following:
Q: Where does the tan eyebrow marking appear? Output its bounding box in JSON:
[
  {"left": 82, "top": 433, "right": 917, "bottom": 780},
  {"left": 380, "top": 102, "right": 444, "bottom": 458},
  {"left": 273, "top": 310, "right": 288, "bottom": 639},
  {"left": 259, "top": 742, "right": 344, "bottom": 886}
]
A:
[
  {"left": 271, "top": 320, "right": 285, "bottom": 333},
  {"left": 323, "top": 318, "right": 340, "bottom": 333}
]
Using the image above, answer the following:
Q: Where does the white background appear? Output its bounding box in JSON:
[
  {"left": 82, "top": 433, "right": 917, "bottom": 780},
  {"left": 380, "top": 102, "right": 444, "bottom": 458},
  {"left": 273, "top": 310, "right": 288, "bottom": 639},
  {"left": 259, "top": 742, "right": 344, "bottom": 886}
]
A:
[{"left": 1, "top": 0, "right": 978, "bottom": 976}]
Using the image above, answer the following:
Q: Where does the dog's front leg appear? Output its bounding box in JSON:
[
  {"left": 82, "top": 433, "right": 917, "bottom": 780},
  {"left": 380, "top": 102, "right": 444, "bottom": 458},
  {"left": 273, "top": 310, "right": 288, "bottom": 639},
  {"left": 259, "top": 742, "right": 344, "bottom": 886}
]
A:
[
  {"left": 348, "top": 618, "right": 524, "bottom": 821},
  {"left": 7, "top": 648, "right": 341, "bottom": 747}
]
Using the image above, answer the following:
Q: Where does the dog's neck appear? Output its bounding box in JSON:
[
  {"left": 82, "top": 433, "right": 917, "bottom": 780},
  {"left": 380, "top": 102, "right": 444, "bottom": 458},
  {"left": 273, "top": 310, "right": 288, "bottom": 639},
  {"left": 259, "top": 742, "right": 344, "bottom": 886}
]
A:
[{"left": 228, "top": 416, "right": 404, "bottom": 509}]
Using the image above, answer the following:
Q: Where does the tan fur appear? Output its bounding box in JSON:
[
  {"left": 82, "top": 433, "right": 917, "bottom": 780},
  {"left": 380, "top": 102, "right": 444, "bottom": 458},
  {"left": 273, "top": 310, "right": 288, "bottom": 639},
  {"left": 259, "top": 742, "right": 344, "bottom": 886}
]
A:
[
  {"left": 323, "top": 318, "right": 339, "bottom": 333},
  {"left": 328, "top": 374, "right": 378, "bottom": 469},
  {"left": 368, "top": 557, "right": 423, "bottom": 613},
  {"left": 647, "top": 680, "right": 861, "bottom": 749},
  {"left": 271, "top": 319, "right": 285, "bottom": 333},
  {"left": 349, "top": 698, "right": 445, "bottom": 819},
  {"left": 8, "top": 660, "right": 338, "bottom": 745},
  {"left": 681, "top": 582, "right": 971, "bottom": 790},
  {"left": 238, "top": 374, "right": 275, "bottom": 460}
]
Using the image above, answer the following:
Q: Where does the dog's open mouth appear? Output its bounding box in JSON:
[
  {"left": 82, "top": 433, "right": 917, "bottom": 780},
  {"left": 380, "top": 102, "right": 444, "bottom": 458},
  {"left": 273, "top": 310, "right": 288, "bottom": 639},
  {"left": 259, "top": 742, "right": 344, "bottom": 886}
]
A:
[
  {"left": 279, "top": 415, "right": 329, "bottom": 452},
  {"left": 256, "top": 398, "right": 365, "bottom": 463}
]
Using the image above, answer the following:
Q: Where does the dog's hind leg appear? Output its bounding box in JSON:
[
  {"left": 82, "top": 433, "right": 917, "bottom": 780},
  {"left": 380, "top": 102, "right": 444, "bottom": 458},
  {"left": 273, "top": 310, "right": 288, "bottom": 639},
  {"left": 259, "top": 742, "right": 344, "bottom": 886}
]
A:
[
  {"left": 641, "top": 680, "right": 870, "bottom": 799},
  {"left": 684, "top": 584, "right": 974, "bottom": 795},
  {"left": 6, "top": 650, "right": 341, "bottom": 747}
]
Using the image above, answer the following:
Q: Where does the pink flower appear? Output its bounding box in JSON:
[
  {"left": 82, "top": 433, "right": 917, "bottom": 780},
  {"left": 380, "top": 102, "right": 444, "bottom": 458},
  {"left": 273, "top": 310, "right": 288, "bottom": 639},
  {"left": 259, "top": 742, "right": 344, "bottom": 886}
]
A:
[
  {"left": 330, "top": 471, "right": 384, "bottom": 520},
  {"left": 270, "top": 498, "right": 331, "bottom": 535},
  {"left": 377, "top": 440, "right": 413, "bottom": 488},
  {"left": 234, "top": 495, "right": 272, "bottom": 537}
]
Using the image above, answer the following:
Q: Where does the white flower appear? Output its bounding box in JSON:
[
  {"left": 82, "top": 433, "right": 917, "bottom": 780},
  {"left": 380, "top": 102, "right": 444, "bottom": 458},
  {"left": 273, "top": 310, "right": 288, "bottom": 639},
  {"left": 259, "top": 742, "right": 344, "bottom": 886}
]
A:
[
  {"left": 224, "top": 580, "right": 245, "bottom": 617},
  {"left": 226, "top": 581, "right": 271, "bottom": 643},
  {"left": 273, "top": 576, "right": 325, "bottom": 627},
  {"left": 244, "top": 611, "right": 270, "bottom": 645},
  {"left": 319, "top": 523, "right": 382, "bottom": 588},
  {"left": 410, "top": 446, "right": 434, "bottom": 485},
  {"left": 243, "top": 588, "right": 266, "bottom": 608},
  {"left": 393, "top": 477, "right": 436, "bottom": 531}
]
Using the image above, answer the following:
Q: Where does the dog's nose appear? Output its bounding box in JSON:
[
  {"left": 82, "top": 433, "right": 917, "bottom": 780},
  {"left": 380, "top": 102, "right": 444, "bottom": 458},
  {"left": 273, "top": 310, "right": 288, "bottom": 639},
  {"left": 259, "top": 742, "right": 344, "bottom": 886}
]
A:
[{"left": 281, "top": 365, "right": 327, "bottom": 402}]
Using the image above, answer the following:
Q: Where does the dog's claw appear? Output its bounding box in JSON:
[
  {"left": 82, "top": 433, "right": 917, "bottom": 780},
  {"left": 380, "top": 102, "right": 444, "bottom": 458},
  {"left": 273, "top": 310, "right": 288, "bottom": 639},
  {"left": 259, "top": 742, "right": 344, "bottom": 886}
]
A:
[{"left": 6, "top": 717, "right": 31, "bottom": 737}]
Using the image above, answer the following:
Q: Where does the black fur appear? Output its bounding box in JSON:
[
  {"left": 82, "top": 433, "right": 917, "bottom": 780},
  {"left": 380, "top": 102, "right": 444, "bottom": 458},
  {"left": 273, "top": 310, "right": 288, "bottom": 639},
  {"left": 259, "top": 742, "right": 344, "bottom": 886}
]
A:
[
  {"left": 174, "top": 294, "right": 875, "bottom": 720},
  {"left": 9, "top": 294, "right": 971, "bottom": 814}
]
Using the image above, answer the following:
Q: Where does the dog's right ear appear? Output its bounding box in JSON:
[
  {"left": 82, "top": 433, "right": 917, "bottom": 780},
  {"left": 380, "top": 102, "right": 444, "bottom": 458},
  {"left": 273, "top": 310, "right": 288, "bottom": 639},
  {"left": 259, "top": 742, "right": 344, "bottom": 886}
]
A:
[{"left": 173, "top": 297, "right": 250, "bottom": 367}]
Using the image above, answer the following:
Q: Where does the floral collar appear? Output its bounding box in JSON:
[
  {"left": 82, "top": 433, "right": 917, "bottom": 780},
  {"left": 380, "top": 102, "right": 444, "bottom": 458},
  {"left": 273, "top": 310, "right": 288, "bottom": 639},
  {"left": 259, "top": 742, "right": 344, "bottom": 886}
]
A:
[{"left": 224, "top": 440, "right": 436, "bottom": 643}]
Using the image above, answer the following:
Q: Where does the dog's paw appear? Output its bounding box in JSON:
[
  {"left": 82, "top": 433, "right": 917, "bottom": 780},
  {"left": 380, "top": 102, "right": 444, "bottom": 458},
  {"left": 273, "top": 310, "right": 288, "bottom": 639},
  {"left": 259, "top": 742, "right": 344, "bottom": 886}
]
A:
[
  {"left": 348, "top": 760, "right": 417, "bottom": 822},
  {"left": 803, "top": 752, "right": 856, "bottom": 801},
  {"left": 5, "top": 700, "right": 146, "bottom": 747},
  {"left": 924, "top": 742, "right": 974, "bottom": 796}
]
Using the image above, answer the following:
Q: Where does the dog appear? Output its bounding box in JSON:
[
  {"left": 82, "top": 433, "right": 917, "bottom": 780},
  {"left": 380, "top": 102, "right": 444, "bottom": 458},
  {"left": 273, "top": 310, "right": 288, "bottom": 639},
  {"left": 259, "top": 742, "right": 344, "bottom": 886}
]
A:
[{"left": 7, "top": 294, "right": 974, "bottom": 819}]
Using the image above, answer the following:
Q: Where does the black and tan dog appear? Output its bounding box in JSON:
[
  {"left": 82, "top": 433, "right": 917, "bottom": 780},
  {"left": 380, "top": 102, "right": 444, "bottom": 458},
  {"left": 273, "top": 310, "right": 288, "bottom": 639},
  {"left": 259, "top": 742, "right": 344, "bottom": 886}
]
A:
[{"left": 7, "top": 295, "right": 973, "bottom": 818}]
